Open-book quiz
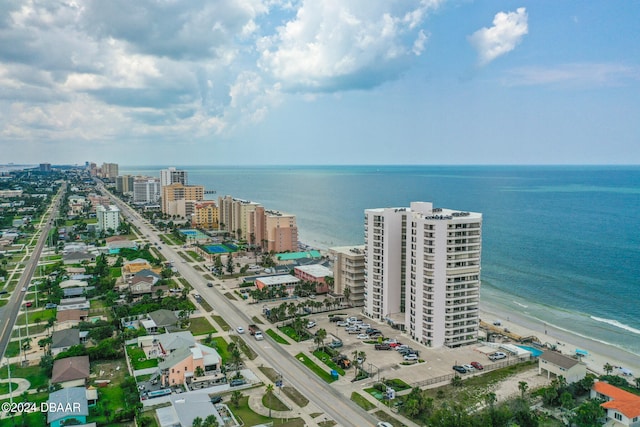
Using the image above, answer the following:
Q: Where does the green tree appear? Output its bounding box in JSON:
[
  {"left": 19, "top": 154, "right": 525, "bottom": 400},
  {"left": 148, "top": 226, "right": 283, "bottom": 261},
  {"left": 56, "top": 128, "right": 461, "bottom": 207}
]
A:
[
  {"left": 560, "top": 391, "right": 574, "bottom": 410},
  {"left": 314, "top": 328, "right": 327, "bottom": 350},
  {"left": 202, "top": 414, "right": 219, "bottom": 427},
  {"left": 265, "top": 383, "right": 275, "bottom": 418},
  {"left": 226, "top": 255, "right": 234, "bottom": 274},
  {"left": 570, "top": 399, "right": 605, "bottom": 427},
  {"left": 192, "top": 416, "right": 203, "bottom": 427},
  {"left": 195, "top": 366, "right": 205, "bottom": 377},
  {"left": 343, "top": 286, "right": 351, "bottom": 305},
  {"left": 603, "top": 362, "right": 614, "bottom": 375},
  {"left": 518, "top": 381, "right": 529, "bottom": 399},
  {"left": 230, "top": 390, "right": 242, "bottom": 408}
]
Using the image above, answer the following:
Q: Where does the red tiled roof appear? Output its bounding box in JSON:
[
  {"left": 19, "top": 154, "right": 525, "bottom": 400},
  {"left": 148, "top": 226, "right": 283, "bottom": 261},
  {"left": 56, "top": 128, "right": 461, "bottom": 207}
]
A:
[{"left": 593, "top": 381, "right": 640, "bottom": 418}]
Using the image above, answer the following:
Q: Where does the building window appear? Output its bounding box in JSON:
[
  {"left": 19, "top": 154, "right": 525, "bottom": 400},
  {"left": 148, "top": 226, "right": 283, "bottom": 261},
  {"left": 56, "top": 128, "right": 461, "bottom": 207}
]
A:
[{"left": 614, "top": 413, "right": 622, "bottom": 421}]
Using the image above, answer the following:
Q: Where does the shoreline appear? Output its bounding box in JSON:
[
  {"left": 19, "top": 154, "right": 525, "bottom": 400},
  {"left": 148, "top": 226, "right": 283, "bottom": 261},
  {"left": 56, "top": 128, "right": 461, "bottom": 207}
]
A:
[{"left": 479, "top": 301, "right": 640, "bottom": 379}]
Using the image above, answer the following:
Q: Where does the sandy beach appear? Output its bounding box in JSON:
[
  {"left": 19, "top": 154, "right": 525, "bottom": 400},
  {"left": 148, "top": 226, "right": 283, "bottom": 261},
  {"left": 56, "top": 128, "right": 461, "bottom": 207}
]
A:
[{"left": 480, "top": 302, "right": 640, "bottom": 381}]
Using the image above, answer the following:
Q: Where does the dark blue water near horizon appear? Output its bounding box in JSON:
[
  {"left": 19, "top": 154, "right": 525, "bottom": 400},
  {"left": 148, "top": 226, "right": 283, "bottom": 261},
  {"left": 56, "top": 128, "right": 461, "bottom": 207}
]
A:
[{"left": 121, "top": 165, "right": 640, "bottom": 354}]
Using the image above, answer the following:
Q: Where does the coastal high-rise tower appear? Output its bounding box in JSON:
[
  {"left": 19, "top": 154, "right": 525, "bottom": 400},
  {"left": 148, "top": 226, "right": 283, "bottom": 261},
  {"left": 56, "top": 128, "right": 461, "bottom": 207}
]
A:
[
  {"left": 364, "top": 202, "right": 482, "bottom": 348},
  {"left": 160, "top": 167, "right": 188, "bottom": 187}
]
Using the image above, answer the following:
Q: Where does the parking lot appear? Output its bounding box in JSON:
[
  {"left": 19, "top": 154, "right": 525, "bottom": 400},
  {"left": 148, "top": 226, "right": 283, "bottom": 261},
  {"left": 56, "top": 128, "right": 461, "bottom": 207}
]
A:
[{"left": 301, "top": 307, "right": 505, "bottom": 387}]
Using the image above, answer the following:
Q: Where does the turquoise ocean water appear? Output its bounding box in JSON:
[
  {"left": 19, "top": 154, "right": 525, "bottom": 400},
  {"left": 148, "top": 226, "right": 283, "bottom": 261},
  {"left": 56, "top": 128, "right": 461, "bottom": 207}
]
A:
[{"left": 121, "top": 165, "right": 640, "bottom": 356}]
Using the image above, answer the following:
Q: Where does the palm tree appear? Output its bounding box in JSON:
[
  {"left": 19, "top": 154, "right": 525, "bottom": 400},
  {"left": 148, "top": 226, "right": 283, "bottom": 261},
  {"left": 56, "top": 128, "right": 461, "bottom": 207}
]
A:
[
  {"left": 314, "top": 328, "right": 327, "bottom": 350},
  {"left": 194, "top": 366, "right": 205, "bottom": 378},
  {"left": 230, "top": 390, "right": 242, "bottom": 408},
  {"left": 343, "top": 286, "right": 351, "bottom": 306},
  {"left": 352, "top": 350, "right": 366, "bottom": 378},
  {"left": 230, "top": 347, "right": 243, "bottom": 373},
  {"left": 265, "top": 383, "right": 275, "bottom": 418},
  {"left": 603, "top": 362, "right": 614, "bottom": 375},
  {"left": 202, "top": 414, "right": 219, "bottom": 427},
  {"left": 518, "top": 381, "right": 529, "bottom": 399},
  {"left": 192, "top": 416, "right": 203, "bottom": 427}
]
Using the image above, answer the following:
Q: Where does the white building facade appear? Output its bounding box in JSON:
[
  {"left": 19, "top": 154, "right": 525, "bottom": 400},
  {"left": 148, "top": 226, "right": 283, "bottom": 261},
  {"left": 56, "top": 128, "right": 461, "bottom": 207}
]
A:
[
  {"left": 96, "top": 205, "right": 120, "bottom": 232},
  {"left": 364, "top": 202, "right": 482, "bottom": 348},
  {"left": 160, "top": 167, "right": 188, "bottom": 187},
  {"left": 133, "top": 177, "right": 161, "bottom": 204}
]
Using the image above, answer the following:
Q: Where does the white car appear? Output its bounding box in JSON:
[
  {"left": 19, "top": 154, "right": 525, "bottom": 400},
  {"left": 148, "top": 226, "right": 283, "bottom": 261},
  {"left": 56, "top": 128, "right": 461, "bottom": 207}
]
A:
[
  {"left": 377, "top": 423, "right": 393, "bottom": 427},
  {"left": 356, "top": 334, "right": 370, "bottom": 340},
  {"left": 306, "top": 321, "right": 316, "bottom": 328},
  {"left": 462, "top": 364, "right": 475, "bottom": 372},
  {"left": 236, "top": 326, "right": 245, "bottom": 334},
  {"left": 403, "top": 354, "right": 419, "bottom": 361},
  {"left": 336, "top": 321, "right": 348, "bottom": 327}
]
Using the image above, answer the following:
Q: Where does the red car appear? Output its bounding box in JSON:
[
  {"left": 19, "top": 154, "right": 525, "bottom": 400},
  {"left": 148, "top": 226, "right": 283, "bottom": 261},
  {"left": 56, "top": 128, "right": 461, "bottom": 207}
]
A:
[
  {"left": 470, "top": 361, "right": 484, "bottom": 370},
  {"left": 25, "top": 301, "right": 33, "bottom": 308}
]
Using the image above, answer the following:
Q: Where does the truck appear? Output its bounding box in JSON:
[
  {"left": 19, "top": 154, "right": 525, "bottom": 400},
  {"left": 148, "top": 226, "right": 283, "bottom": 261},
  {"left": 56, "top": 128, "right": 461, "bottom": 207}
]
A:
[{"left": 248, "top": 324, "right": 264, "bottom": 340}]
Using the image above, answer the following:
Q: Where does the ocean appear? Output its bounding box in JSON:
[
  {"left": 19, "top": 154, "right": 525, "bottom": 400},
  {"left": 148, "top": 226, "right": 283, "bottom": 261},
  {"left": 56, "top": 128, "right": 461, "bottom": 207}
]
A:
[{"left": 121, "top": 165, "right": 640, "bottom": 356}]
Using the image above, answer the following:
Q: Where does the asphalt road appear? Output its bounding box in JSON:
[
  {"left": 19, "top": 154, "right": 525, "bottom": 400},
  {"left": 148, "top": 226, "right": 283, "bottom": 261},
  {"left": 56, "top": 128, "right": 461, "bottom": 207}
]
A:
[
  {"left": 102, "top": 186, "right": 379, "bottom": 427},
  {"left": 0, "top": 184, "right": 65, "bottom": 361}
]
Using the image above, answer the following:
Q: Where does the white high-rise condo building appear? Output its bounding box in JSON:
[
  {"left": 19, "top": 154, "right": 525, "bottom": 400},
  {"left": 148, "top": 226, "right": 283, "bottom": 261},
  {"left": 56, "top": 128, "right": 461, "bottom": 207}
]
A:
[
  {"left": 133, "top": 177, "right": 161, "bottom": 204},
  {"left": 364, "top": 202, "right": 482, "bottom": 348},
  {"left": 160, "top": 167, "right": 188, "bottom": 187},
  {"left": 96, "top": 205, "right": 120, "bottom": 232}
]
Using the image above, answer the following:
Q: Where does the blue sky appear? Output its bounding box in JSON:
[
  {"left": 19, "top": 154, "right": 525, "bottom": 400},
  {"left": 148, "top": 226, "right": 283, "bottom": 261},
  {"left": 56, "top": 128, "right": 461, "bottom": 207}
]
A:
[{"left": 1, "top": 0, "right": 639, "bottom": 165}]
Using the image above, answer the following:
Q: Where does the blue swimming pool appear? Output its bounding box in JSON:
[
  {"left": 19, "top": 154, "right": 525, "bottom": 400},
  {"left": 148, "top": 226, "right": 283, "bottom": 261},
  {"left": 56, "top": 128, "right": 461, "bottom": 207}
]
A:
[{"left": 517, "top": 345, "right": 543, "bottom": 357}]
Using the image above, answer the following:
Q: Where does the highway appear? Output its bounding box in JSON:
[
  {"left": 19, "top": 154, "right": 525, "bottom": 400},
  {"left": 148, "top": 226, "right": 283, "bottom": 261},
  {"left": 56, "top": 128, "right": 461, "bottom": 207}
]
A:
[
  {"left": 0, "top": 184, "right": 65, "bottom": 361},
  {"left": 100, "top": 185, "right": 379, "bottom": 427}
]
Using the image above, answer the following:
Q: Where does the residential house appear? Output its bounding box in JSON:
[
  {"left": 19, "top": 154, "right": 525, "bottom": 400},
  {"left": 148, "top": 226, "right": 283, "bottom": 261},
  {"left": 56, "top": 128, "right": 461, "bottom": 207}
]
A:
[
  {"left": 47, "top": 387, "right": 89, "bottom": 427},
  {"left": 51, "top": 329, "right": 80, "bottom": 356},
  {"left": 155, "top": 392, "right": 224, "bottom": 427},
  {"left": 57, "top": 296, "right": 90, "bottom": 311},
  {"left": 156, "top": 331, "right": 195, "bottom": 355},
  {"left": 51, "top": 356, "right": 90, "bottom": 388},
  {"left": 148, "top": 309, "right": 179, "bottom": 330},
  {"left": 56, "top": 309, "right": 89, "bottom": 329},
  {"left": 591, "top": 381, "right": 640, "bottom": 427},
  {"left": 63, "top": 251, "right": 96, "bottom": 265},
  {"left": 105, "top": 235, "right": 137, "bottom": 253},
  {"left": 538, "top": 351, "right": 587, "bottom": 384},
  {"left": 158, "top": 343, "right": 221, "bottom": 388}
]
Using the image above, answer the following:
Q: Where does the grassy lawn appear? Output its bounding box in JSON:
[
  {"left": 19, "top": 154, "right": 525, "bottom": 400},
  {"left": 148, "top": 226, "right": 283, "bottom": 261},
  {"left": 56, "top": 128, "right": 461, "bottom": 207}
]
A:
[
  {"left": 136, "top": 374, "right": 153, "bottom": 382},
  {"left": 5, "top": 340, "right": 20, "bottom": 357},
  {"left": 262, "top": 391, "right": 289, "bottom": 411},
  {"left": 251, "top": 315, "right": 264, "bottom": 325},
  {"left": 278, "top": 325, "right": 312, "bottom": 342},
  {"left": 230, "top": 336, "right": 258, "bottom": 360},
  {"left": 88, "top": 383, "right": 126, "bottom": 425},
  {"left": 178, "top": 278, "right": 192, "bottom": 291},
  {"left": 17, "top": 308, "right": 55, "bottom": 325},
  {"left": 230, "top": 396, "right": 303, "bottom": 427},
  {"left": 0, "top": 382, "right": 20, "bottom": 395},
  {"left": 126, "top": 345, "right": 159, "bottom": 370},
  {"left": 198, "top": 298, "right": 213, "bottom": 312},
  {"left": 178, "top": 252, "right": 194, "bottom": 262},
  {"left": 203, "top": 274, "right": 215, "bottom": 280},
  {"left": 12, "top": 324, "right": 47, "bottom": 338},
  {"left": 207, "top": 337, "right": 230, "bottom": 364},
  {"left": 259, "top": 366, "right": 311, "bottom": 408},
  {"left": 110, "top": 267, "right": 122, "bottom": 278},
  {"left": 0, "top": 299, "right": 7, "bottom": 308},
  {"left": 224, "top": 292, "right": 237, "bottom": 301},
  {"left": 373, "top": 410, "right": 405, "bottom": 427},
  {"left": 294, "top": 353, "right": 336, "bottom": 383},
  {"left": 187, "top": 250, "right": 204, "bottom": 261},
  {"left": 0, "top": 363, "right": 49, "bottom": 391},
  {"left": 0, "top": 391, "right": 48, "bottom": 426},
  {"left": 351, "top": 392, "right": 376, "bottom": 411},
  {"left": 150, "top": 247, "right": 165, "bottom": 261},
  {"left": 211, "top": 315, "right": 231, "bottom": 332},
  {"left": 385, "top": 378, "right": 411, "bottom": 391},
  {"left": 312, "top": 349, "right": 345, "bottom": 375},
  {"left": 188, "top": 317, "right": 217, "bottom": 335},
  {"left": 266, "top": 329, "right": 290, "bottom": 345}
]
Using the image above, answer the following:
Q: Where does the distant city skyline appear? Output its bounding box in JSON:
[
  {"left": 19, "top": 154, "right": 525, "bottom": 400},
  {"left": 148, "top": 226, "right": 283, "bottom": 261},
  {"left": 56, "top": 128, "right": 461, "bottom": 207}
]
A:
[{"left": 1, "top": 1, "right": 639, "bottom": 165}]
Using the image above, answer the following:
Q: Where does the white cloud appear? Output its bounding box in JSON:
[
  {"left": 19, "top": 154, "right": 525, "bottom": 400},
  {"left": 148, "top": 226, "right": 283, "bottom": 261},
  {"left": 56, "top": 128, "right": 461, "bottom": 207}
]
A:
[
  {"left": 502, "top": 63, "right": 640, "bottom": 87},
  {"left": 469, "top": 7, "right": 528, "bottom": 66},
  {"left": 258, "top": 0, "right": 440, "bottom": 92}
]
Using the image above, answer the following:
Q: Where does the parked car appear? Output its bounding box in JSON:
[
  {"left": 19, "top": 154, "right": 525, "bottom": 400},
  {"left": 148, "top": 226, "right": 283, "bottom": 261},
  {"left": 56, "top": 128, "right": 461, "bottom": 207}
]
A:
[
  {"left": 345, "top": 326, "right": 358, "bottom": 332},
  {"left": 366, "top": 328, "right": 380, "bottom": 334},
  {"left": 336, "top": 321, "right": 349, "bottom": 327},
  {"left": 452, "top": 365, "right": 467, "bottom": 374},
  {"left": 45, "top": 303, "right": 57, "bottom": 309},
  {"left": 377, "top": 422, "right": 393, "bottom": 427},
  {"left": 236, "top": 326, "right": 245, "bottom": 334},
  {"left": 24, "top": 301, "right": 32, "bottom": 307},
  {"left": 207, "top": 283, "right": 213, "bottom": 287},
  {"left": 230, "top": 379, "right": 246, "bottom": 387},
  {"left": 330, "top": 316, "right": 344, "bottom": 323},
  {"left": 395, "top": 345, "right": 409, "bottom": 351},
  {"left": 357, "top": 323, "right": 371, "bottom": 330},
  {"left": 470, "top": 361, "right": 484, "bottom": 370},
  {"left": 404, "top": 354, "right": 419, "bottom": 361},
  {"left": 375, "top": 343, "right": 391, "bottom": 350},
  {"left": 306, "top": 321, "right": 316, "bottom": 328},
  {"left": 328, "top": 340, "right": 343, "bottom": 349},
  {"left": 210, "top": 396, "right": 223, "bottom": 404},
  {"left": 489, "top": 352, "right": 507, "bottom": 361},
  {"left": 356, "top": 334, "right": 370, "bottom": 340},
  {"left": 388, "top": 342, "right": 401, "bottom": 348},
  {"left": 462, "top": 364, "right": 475, "bottom": 372}
]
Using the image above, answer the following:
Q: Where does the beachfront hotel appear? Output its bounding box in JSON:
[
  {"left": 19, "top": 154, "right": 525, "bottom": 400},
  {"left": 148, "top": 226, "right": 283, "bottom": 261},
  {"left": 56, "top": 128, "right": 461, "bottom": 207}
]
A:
[
  {"left": 160, "top": 166, "right": 188, "bottom": 187},
  {"left": 363, "top": 202, "right": 482, "bottom": 348},
  {"left": 161, "top": 183, "right": 204, "bottom": 217}
]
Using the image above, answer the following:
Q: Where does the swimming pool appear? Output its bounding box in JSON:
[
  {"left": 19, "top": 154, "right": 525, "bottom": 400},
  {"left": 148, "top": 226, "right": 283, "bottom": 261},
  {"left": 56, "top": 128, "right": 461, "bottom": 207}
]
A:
[{"left": 516, "top": 345, "right": 543, "bottom": 357}]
